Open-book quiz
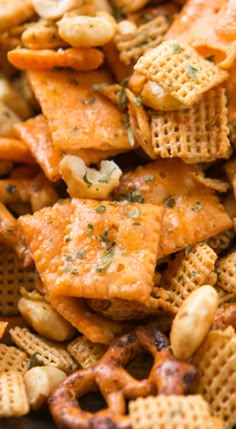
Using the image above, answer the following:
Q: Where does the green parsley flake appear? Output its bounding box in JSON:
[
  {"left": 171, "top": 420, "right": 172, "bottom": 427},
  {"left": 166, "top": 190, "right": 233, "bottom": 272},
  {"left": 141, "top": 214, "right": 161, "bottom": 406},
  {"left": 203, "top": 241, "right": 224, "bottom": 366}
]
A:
[
  {"left": 71, "top": 78, "right": 79, "bottom": 85},
  {"left": 82, "top": 97, "right": 96, "bottom": 105},
  {"left": 92, "top": 83, "right": 107, "bottom": 90},
  {"left": 83, "top": 172, "right": 93, "bottom": 187},
  {"left": 72, "top": 126, "right": 79, "bottom": 132},
  {"left": 173, "top": 43, "right": 183, "bottom": 54},
  {"left": 96, "top": 246, "right": 115, "bottom": 272},
  {"left": 126, "top": 208, "right": 140, "bottom": 219},
  {"left": 96, "top": 205, "right": 106, "bottom": 213},
  {"left": 186, "top": 64, "right": 199, "bottom": 79},
  {"left": 98, "top": 167, "right": 116, "bottom": 184},
  {"left": 71, "top": 268, "right": 79, "bottom": 275},
  {"left": 205, "top": 55, "right": 215, "bottom": 62},
  {"left": 185, "top": 244, "right": 193, "bottom": 257},
  {"left": 133, "top": 96, "right": 142, "bottom": 106},
  {"left": 164, "top": 197, "right": 176, "bottom": 207},
  {"left": 143, "top": 175, "right": 154, "bottom": 182},
  {"left": 195, "top": 201, "right": 202, "bottom": 210},
  {"left": 64, "top": 254, "right": 73, "bottom": 261},
  {"left": 29, "top": 353, "right": 41, "bottom": 369},
  {"left": 86, "top": 224, "right": 94, "bottom": 236},
  {"left": 116, "top": 190, "right": 144, "bottom": 203},
  {"left": 76, "top": 250, "right": 86, "bottom": 259}
]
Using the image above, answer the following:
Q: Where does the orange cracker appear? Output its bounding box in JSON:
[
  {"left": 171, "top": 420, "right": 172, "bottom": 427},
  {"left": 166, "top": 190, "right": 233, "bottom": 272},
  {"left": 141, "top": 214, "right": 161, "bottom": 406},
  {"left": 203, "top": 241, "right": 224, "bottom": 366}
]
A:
[
  {"left": 27, "top": 69, "right": 132, "bottom": 152},
  {"left": 114, "top": 159, "right": 233, "bottom": 258},
  {"left": 165, "top": 0, "right": 236, "bottom": 69},
  {"left": 54, "top": 198, "right": 164, "bottom": 302},
  {"left": 150, "top": 87, "right": 230, "bottom": 163},
  {"left": 0, "top": 138, "right": 35, "bottom": 163},
  {"left": 134, "top": 40, "right": 228, "bottom": 106},
  {"left": 47, "top": 294, "right": 129, "bottom": 344},
  {"left": 14, "top": 115, "right": 62, "bottom": 182},
  {"left": 0, "top": 0, "right": 35, "bottom": 33},
  {"left": 8, "top": 47, "right": 104, "bottom": 72},
  {"left": 21, "top": 19, "right": 68, "bottom": 50}
]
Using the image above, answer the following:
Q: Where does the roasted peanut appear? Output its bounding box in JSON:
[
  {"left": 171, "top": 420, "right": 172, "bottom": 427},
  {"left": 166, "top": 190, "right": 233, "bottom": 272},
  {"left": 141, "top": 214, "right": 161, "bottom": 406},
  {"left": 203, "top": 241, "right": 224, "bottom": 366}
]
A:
[
  {"left": 170, "top": 285, "right": 218, "bottom": 360},
  {"left": 32, "top": 0, "right": 83, "bottom": 20}
]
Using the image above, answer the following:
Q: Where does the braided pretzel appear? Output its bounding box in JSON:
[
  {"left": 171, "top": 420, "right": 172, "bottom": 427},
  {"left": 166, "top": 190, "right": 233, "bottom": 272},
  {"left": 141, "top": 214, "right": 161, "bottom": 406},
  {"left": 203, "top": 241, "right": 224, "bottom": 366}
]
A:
[{"left": 49, "top": 325, "right": 197, "bottom": 429}]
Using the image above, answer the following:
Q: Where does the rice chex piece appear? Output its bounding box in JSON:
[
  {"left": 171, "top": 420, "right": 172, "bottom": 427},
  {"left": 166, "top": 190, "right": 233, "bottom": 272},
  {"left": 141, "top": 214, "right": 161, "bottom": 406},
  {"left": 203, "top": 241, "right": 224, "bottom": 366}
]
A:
[
  {"left": 0, "top": 371, "right": 29, "bottom": 417},
  {"left": 207, "top": 229, "right": 235, "bottom": 255},
  {"left": 67, "top": 336, "right": 106, "bottom": 368},
  {"left": 0, "top": 343, "right": 29, "bottom": 374},
  {"left": 129, "top": 394, "right": 224, "bottom": 429},
  {"left": 216, "top": 250, "right": 236, "bottom": 293},
  {"left": 151, "top": 88, "right": 230, "bottom": 163},
  {"left": 0, "top": 246, "right": 35, "bottom": 316},
  {"left": 115, "top": 16, "right": 169, "bottom": 65},
  {"left": 10, "top": 326, "right": 78, "bottom": 374},
  {"left": 134, "top": 40, "right": 228, "bottom": 106},
  {"left": 158, "top": 242, "right": 217, "bottom": 313},
  {"left": 193, "top": 327, "right": 236, "bottom": 428}
]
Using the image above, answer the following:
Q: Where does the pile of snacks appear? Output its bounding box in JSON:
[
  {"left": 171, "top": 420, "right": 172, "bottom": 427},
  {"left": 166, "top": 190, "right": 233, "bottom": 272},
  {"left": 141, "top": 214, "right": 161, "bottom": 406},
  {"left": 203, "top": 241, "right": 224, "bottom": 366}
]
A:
[{"left": 0, "top": 0, "right": 235, "bottom": 428}]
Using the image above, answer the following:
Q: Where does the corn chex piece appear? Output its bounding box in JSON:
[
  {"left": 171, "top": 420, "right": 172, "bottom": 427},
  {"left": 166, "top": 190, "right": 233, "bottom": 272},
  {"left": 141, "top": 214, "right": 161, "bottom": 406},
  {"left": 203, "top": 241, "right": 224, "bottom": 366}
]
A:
[
  {"left": 216, "top": 250, "right": 236, "bottom": 293},
  {"left": 134, "top": 40, "right": 228, "bottom": 106},
  {"left": 67, "top": 336, "right": 106, "bottom": 368},
  {"left": 10, "top": 327, "right": 78, "bottom": 374},
  {"left": 207, "top": 229, "right": 235, "bottom": 255},
  {"left": 0, "top": 343, "right": 29, "bottom": 374},
  {"left": 129, "top": 394, "right": 224, "bottom": 429},
  {"left": 115, "top": 16, "right": 169, "bottom": 65},
  {"left": 0, "top": 246, "right": 35, "bottom": 316},
  {"left": 0, "top": 371, "right": 29, "bottom": 417},
  {"left": 216, "top": 287, "right": 236, "bottom": 307},
  {"left": 150, "top": 88, "right": 230, "bottom": 163},
  {"left": 193, "top": 327, "right": 236, "bottom": 428},
  {"left": 158, "top": 243, "right": 217, "bottom": 314}
]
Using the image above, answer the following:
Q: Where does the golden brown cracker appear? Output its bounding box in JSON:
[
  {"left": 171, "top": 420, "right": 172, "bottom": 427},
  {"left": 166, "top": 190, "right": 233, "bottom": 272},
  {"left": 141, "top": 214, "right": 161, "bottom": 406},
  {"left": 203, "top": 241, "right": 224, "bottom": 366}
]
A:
[{"left": 28, "top": 69, "right": 132, "bottom": 152}]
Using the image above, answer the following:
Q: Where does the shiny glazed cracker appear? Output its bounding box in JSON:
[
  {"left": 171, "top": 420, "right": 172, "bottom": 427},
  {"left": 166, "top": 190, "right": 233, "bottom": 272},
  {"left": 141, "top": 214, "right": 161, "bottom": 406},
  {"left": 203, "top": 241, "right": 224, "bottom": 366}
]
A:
[
  {"left": 14, "top": 115, "right": 62, "bottom": 182},
  {"left": 134, "top": 40, "right": 228, "bottom": 106},
  {"left": 150, "top": 87, "right": 230, "bottom": 163},
  {"left": 28, "top": 69, "right": 132, "bottom": 152},
  {"left": 114, "top": 159, "right": 233, "bottom": 258},
  {"left": 54, "top": 198, "right": 164, "bottom": 302},
  {"left": 8, "top": 47, "right": 104, "bottom": 72}
]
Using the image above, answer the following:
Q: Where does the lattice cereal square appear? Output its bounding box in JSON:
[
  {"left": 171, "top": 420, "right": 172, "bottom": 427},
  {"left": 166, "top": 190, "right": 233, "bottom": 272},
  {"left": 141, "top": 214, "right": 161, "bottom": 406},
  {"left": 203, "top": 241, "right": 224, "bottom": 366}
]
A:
[
  {"left": 157, "top": 242, "right": 217, "bottom": 313},
  {"left": 10, "top": 326, "right": 78, "bottom": 374},
  {"left": 129, "top": 395, "right": 224, "bottom": 429},
  {"left": 115, "top": 16, "right": 169, "bottom": 65},
  {"left": 216, "top": 250, "right": 236, "bottom": 293},
  {"left": 54, "top": 198, "right": 164, "bottom": 302},
  {"left": 0, "top": 343, "right": 29, "bottom": 374},
  {"left": 67, "top": 336, "right": 106, "bottom": 368},
  {"left": 134, "top": 40, "right": 228, "bottom": 106},
  {"left": 150, "top": 88, "right": 230, "bottom": 163},
  {"left": 0, "top": 246, "right": 35, "bottom": 316},
  {"left": 193, "top": 327, "right": 236, "bottom": 428},
  {"left": 0, "top": 371, "right": 29, "bottom": 417}
]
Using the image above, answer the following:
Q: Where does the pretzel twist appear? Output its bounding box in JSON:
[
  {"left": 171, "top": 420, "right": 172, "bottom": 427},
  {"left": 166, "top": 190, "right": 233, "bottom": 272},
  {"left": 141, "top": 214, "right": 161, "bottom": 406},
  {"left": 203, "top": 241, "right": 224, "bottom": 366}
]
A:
[{"left": 49, "top": 325, "right": 197, "bottom": 429}]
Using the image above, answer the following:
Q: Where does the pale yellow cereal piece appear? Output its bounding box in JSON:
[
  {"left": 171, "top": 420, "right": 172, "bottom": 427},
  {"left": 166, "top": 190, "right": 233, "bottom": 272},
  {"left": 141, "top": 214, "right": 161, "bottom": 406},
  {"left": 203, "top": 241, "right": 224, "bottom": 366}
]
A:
[
  {"left": 0, "top": 343, "right": 29, "bottom": 374},
  {"left": 67, "top": 336, "right": 106, "bottom": 367},
  {"left": 159, "top": 243, "right": 218, "bottom": 314},
  {"left": 0, "top": 246, "right": 35, "bottom": 316},
  {"left": 193, "top": 327, "right": 236, "bottom": 428},
  {"left": 129, "top": 395, "right": 224, "bottom": 429},
  {"left": 115, "top": 16, "right": 170, "bottom": 65},
  {"left": 134, "top": 40, "right": 228, "bottom": 106},
  {"left": 217, "top": 250, "right": 236, "bottom": 293},
  {"left": 0, "top": 371, "right": 29, "bottom": 417},
  {"left": 10, "top": 326, "right": 78, "bottom": 374},
  {"left": 150, "top": 88, "right": 230, "bottom": 163}
]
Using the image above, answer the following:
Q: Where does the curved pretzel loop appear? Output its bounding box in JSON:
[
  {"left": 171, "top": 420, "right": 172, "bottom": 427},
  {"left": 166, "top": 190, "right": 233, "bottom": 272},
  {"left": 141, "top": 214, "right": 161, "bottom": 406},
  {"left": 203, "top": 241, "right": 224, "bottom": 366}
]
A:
[{"left": 49, "top": 325, "right": 197, "bottom": 429}]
